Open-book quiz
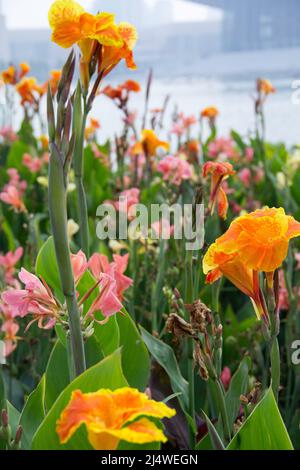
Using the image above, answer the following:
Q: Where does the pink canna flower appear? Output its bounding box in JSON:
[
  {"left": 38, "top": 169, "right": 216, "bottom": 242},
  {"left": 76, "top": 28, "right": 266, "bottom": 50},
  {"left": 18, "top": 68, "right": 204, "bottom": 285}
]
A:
[
  {"left": 245, "top": 147, "right": 254, "bottom": 162},
  {"left": 151, "top": 219, "right": 174, "bottom": 239},
  {"left": 89, "top": 253, "right": 133, "bottom": 301},
  {"left": 208, "top": 137, "right": 240, "bottom": 161},
  {"left": 1, "top": 319, "right": 20, "bottom": 357},
  {"left": 2, "top": 268, "right": 60, "bottom": 330},
  {"left": 113, "top": 188, "right": 140, "bottom": 221},
  {"left": 22, "top": 153, "right": 43, "bottom": 173},
  {"left": 0, "top": 127, "right": 18, "bottom": 143},
  {"left": 238, "top": 168, "right": 251, "bottom": 188},
  {"left": 157, "top": 155, "right": 193, "bottom": 186},
  {"left": 87, "top": 273, "right": 123, "bottom": 321},
  {"left": 70, "top": 250, "right": 88, "bottom": 284},
  {"left": 0, "top": 247, "right": 23, "bottom": 286},
  {"left": 6, "top": 168, "right": 27, "bottom": 194},
  {"left": 0, "top": 184, "right": 26, "bottom": 213},
  {"left": 221, "top": 367, "right": 231, "bottom": 391}
]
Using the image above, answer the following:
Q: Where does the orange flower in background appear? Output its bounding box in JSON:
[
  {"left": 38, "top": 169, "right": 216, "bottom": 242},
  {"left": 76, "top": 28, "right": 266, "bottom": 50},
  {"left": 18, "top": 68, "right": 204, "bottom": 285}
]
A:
[
  {"left": 122, "top": 79, "right": 141, "bottom": 92},
  {"left": 201, "top": 106, "right": 219, "bottom": 120},
  {"left": 257, "top": 78, "right": 276, "bottom": 96},
  {"left": 203, "top": 161, "right": 235, "bottom": 220},
  {"left": 1, "top": 66, "right": 16, "bottom": 85},
  {"left": 217, "top": 207, "right": 300, "bottom": 273},
  {"left": 15, "top": 77, "right": 38, "bottom": 105},
  {"left": 132, "top": 130, "right": 169, "bottom": 156},
  {"left": 48, "top": 69, "right": 62, "bottom": 95},
  {"left": 57, "top": 387, "right": 175, "bottom": 450},
  {"left": 19, "top": 62, "right": 30, "bottom": 78},
  {"left": 85, "top": 117, "right": 101, "bottom": 141}
]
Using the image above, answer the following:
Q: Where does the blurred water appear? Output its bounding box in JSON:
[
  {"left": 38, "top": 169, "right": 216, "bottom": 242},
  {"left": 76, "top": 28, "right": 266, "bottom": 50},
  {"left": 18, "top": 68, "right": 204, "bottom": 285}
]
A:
[
  {"left": 92, "top": 77, "right": 300, "bottom": 146},
  {"left": 4, "top": 77, "right": 300, "bottom": 146}
]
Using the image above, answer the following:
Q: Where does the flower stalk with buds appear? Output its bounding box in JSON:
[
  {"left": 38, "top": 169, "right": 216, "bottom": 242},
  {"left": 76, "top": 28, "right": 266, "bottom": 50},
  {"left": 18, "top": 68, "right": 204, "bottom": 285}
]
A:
[{"left": 47, "top": 51, "right": 86, "bottom": 378}]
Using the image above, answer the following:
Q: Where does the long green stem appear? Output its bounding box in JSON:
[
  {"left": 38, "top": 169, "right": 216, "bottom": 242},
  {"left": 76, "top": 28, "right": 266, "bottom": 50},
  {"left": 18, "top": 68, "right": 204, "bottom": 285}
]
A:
[
  {"left": 49, "top": 142, "right": 86, "bottom": 378},
  {"left": 74, "top": 84, "right": 89, "bottom": 257}
]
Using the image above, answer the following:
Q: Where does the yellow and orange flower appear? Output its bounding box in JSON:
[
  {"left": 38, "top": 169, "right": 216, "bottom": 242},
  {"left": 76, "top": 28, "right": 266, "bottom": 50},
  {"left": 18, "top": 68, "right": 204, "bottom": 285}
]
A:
[
  {"left": 257, "top": 78, "right": 276, "bottom": 96},
  {"left": 48, "top": 0, "right": 137, "bottom": 85},
  {"left": 201, "top": 106, "right": 219, "bottom": 120},
  {"left": 84, "top": 117, "right": 101, "bottom": 141},
  {"left": 57, "top": 387, "right": 175, "bottom": 450},
  {"left": 15, "top": 77, "right": 38, "bottom": 105},
  {"left": 216, "top": 207, "right": 300, "bottom": 273},
  {"left": 19, "top": 62, "right": 31, "bottom": 78},
  {"left": 48, "top": 69, "right": 62, "bottom": 95},
  {"left": 1, "top": 66, "right": 16, "bottom": 85},
  {"left": 203, "top": 207, "right": 300, "bottom": 319},
  {"left": 203, "top": 161, "right": 235, "bottom": 220},
  {"left": 132, "top": 130, "right": 169, "bottom": 157}
]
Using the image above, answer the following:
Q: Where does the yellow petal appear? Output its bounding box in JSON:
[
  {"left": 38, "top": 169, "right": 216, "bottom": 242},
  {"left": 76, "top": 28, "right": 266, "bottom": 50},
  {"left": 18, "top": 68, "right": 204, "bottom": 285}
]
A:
[{"left": 48, "top": 0, "right": 84, "bottom": 28}]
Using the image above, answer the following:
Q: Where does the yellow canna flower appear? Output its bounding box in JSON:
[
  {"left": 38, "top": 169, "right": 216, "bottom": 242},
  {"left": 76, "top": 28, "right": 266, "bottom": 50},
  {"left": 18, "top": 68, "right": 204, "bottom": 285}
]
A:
[
  {"left": 19, "top": 62, "right": 30, "bottom": 78},
  {"left": 216, "top": 207, "right": 300, "bottom": 273},
  {"left": 48, "top": 0, "right": 137, "bottom": 86},
  {"left": 1, "top": 66, "right": 16, "bottom": 85},
  {"left": 57, "top": 387, "right": 175, "bottom": 450},
  {"left": 132, "top": 130, "right": 169, "bottom": 157}
]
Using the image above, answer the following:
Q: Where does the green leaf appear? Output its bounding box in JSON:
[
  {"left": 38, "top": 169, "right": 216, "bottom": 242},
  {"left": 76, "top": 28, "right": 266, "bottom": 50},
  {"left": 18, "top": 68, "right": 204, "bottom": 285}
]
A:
[
  {"left": 35, "top": 237, "right": 62, "bottom": 299},
  {"left": 32, "top": 349, "right": 127, "bottom": 450},
  {"left": 225, "top": 357, "right": 251, "bottom": 429},
  {"left": 140, "top": 326, "right": 189, "bottom": 412},
  {"left": 19, "top": 376, "right": 45, "bottom": 450},
  {"left": 200, "top": 410, "right": 225, "bottom": 450},
  {"left": 227, "top": 388, "right": 293, "bottom": 450},
  {"left": 45, "top": 341, "right": 69, "bottom": 412},
  {"left": 6, "top": 400, "right": 20, "bottom": 436},
  {"left": 118, "top": 311, "right": 150, "bottom": 390},
  {"left": 6, "top": 141, "right": 32, "bottom": 181},
  {"left": 93, "top": 317, "right": 120, "bottom": 357}
]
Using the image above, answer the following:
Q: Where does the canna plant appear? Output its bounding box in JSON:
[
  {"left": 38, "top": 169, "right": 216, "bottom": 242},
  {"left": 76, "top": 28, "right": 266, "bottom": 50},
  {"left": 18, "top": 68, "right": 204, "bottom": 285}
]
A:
[{"left": 0, "top": 0, "right": 300, "bottom": 453}]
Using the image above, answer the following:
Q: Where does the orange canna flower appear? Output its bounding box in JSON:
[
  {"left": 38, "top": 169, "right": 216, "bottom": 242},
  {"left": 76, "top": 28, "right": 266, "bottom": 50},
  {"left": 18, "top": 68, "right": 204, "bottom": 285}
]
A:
[
  {"left": 15, "top": 77, "right": 38, "bottom": 105},
  {"left": 216, "top": 207, "right": 300, "bottom": 273},
  {"left": 48, "top": 0, "right": 137, "bottom": 86},
  {"left": 203, "top": 243, "right": 265, "bottom": 319},
  {"left": 49, "top": 69, "right": 62, "bottom": 95},
  {"left": 85, "top": 117, "right": 100, "bottom": 141},
  {"left": 203, "top": 207, "right": 300, "bottom": 319},
  {"left": 57, "top": 387, "right": 175, "bottom": 450},
  {"left": 132, "top": 130, "right": 169, "bottom": 157},
  {"left": 201, "top": 106, "right": 219, "bottom": 120},
  {"left": 19, "top": 62, "right": 30, "bottom": 78},
  {"left": 1, "top": 66, "right": 16, "bottom": 85},
  {"left": 122, "top": 79, "right": 141, "bottom": 92},
  {"left": 257, "top": 78, "right": 276, "bottom": 96},
  {"left": 39, "top": 135, "right": 49, "bottom": 150},
  {"left": 203, "top": 161, "right": 235, "bottom": 220},
  {"left": 99, "top": 22, "right": 138, "bottom": 76},
  {"left": 102, "top": 84, "right": 123, "bottom": 100}
]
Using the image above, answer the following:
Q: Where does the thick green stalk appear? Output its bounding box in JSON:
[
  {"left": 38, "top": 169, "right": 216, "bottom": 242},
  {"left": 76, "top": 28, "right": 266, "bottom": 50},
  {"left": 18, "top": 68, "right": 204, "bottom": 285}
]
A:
[
  {"left": 74, "top": 83, "right": 89, "bottom": 257},
  {"left": 49, "top": 143, "right": 86, "bottom": 377}
]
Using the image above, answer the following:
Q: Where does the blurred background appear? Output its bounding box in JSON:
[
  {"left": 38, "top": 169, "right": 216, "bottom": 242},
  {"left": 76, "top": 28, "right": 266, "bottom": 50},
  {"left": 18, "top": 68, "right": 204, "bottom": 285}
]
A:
[{"left": 1, "top": 0, "right": 300, "bottom": 143}]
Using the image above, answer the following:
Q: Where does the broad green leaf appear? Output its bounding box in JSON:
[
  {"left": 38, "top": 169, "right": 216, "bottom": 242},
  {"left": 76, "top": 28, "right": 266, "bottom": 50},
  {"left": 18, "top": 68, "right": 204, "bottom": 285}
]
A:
[
  {"left": 140, "top": 326, "right": 189, "bottom": 412},
  {"left": 225, "top": 357, "right": 251, "bottom": 429},
  {"left": 32, "top": 349, "right": 127, "bottom": 450},
  {"left": 200, "top": 410, "right": 225, "bottom": 450},
  {"left": 118, "top": 311, "right": 150, "bottom": 390},
  {"left": 195, "top": 433, "right": 214, "bottom": 450},
  {"left": 35, "top": 237, "right": 62, "bottom": 299},
  {"left": 93, "top": 317, "right": 120, "bottom": 357},
  {"left": 45, "top": 341, "right": 69, "bottom": 412},
  {"left": 6, "top": 400, "right": 20, "bottom": 436},
  {"left": 227, "top": 388, "right": 293, "bottom": 450},
  {"left": 19, "top": 376, "right": 45, "bottom": 450}
]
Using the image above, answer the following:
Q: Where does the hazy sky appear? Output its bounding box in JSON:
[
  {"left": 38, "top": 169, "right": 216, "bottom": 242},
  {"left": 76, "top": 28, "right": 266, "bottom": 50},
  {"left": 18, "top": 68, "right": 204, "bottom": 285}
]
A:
[{"left": 1, "top": 0, "right": 219, "bottom": 29}]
